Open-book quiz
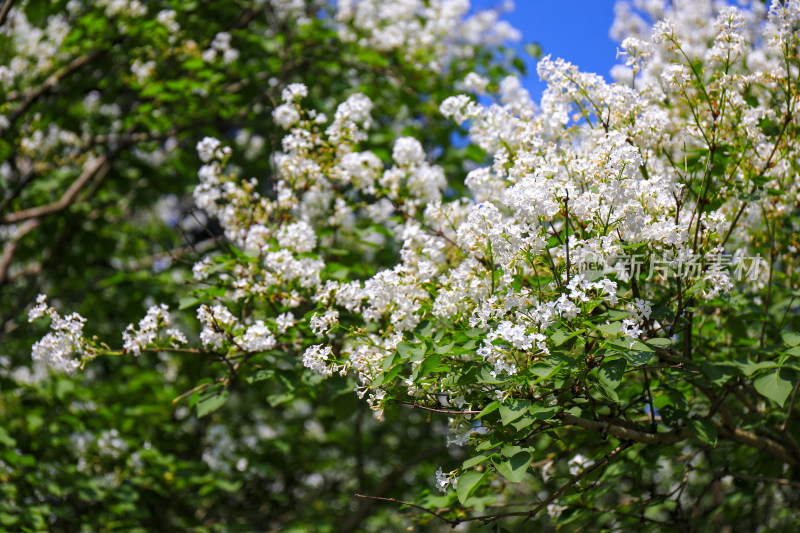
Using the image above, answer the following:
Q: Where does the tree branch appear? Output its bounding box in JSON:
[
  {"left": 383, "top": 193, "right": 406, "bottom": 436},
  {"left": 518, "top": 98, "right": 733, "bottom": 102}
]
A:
[
  {"left": 397, "top": 400, "right": 481, "bottom": 415},
  {"left": 0, "top": 0, "right": 15, "bottom": 27},
  {"left": 353, "top": 493, "right": 459, "bottom": 527},
  {"left": 452, "top": 441, "right": 634, "bottom": 526},
  {"left": 560, "top": 410, "right": 799, "bottom": 468},
  {"left": 2, "top": 155, "right": 111, "bottom": 224},
  {"left": 0, "top": 218, "right": 38, "bottom": 284},
  {"left": 714, "top": 422, "right": 800, "bottom": 468},
  {"left": 691, "top": 467, "right": 800, "bottom": 488},
  {"left": 342, "top": 447, "right": 445, "bottom": 532},
  {"left": 560, "top": 412, "right": 691, "bottom": 445}
]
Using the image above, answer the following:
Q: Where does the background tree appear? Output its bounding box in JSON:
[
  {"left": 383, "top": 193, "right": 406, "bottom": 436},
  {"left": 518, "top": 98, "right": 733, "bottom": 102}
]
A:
[
  {"left": 9, "top": 0, "right": 800, "bottom": 532},
  {"left": 1, "top": 1, "right": 525, "bottom": 530}
]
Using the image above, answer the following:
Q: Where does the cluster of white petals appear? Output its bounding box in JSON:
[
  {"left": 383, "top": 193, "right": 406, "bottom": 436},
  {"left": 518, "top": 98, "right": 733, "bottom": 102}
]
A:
[
  {"left": 122, "top": 304, "right": 186, "bottom": 356},
  {"left": 28, "top": 295, "right": 89, "bottom": 373},
  {"left": 335, "top": 0, "right": 521, "bottom": 70}
]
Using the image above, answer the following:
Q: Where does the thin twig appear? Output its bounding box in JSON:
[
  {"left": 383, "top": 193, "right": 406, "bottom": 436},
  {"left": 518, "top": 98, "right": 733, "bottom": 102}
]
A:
[
  {"left": 172, "top": 381, "right": 214, "bottom": 404},
  {"left": 397, "top": 400, "right": 481, "bottom": 415},
  {"left": 780, "top": 380, "right": 800, "bottom": 433},
  {"left": 362, "top": 443, "right": 633, "bottom": 527},
  {"left": 0, "top": 219, "right": 38, "bottom": 284},
  {"left": 353, "top": 494, "right": 458, "bottom": 527}
]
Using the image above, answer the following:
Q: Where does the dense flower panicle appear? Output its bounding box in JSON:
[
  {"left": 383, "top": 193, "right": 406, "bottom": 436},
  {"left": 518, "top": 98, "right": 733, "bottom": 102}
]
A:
[
  {"left": 237, "top": 321, "right": 277, "bottom": 352},
  {"left": 335, "top": 0, "right": 520, "bottom": 70},
  {"left": 277, "top": 221, "right": 317, "bottom": 253},
  {"left": 122, "top": 304, "right": 173, "bottom": 356},
  {"left": 273, "top": 104, "right": 301, "bottom": 129},
  {"left": 28, "top": 295, "right": 89, "bottom": 373},
  {"left": 309, "top": 310, "right": 340, "bottom": 336},
  {"left": 24, "top": 0, "right": 800, "bottom": 511},
  {"left": 301, "top": 344, "right": 334, "bottom": 376}
]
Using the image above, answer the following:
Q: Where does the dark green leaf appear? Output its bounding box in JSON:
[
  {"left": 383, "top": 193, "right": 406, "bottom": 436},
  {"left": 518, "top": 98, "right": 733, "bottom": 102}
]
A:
[
  {"left": 463, "top": 453, "right": 494, "bottom": 469},
  {"left": 754, "top": 368, "right": 797, "bottom": 407},
  {"left": 687, "top": 418, "right": 718, "bottom": 447},
  {"left": 417, "top": 353, "right": 442, "bottom": 377},
  {"left": 598, "top": 359, "right": 626, "bottom": 389},
  {"left": 492, "top": 451, "right": 531, "bottom": 483},
  {"left": 196, "top": 388, "right": 229, "bottom": 418},
  {"left": 529, "top": 403, "right": 560, "bottom": 421},
  {"left": 499, "top": 399, "right": 531, "bottom": 425}
]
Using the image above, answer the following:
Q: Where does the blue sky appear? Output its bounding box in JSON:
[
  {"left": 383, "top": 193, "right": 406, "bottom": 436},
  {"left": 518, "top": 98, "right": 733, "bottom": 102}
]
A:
[{"left": 472, "top": 0, "right": 621, "bottom": 100}]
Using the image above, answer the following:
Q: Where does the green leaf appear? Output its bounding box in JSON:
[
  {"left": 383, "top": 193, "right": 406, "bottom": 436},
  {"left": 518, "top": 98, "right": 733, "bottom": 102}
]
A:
[
  {"left": 465, "top": 328, "right": 484, "bottom": 338},
  {"left": 598, "top": 359, "right": 626, "bottom": 389},
  {"left": 397, "top": 341, "right": 426, "bottom": 361},
  {"left": 476, "top": 401, "right": 501, "bottom": 419},
  {"left": 786, "top": 345, "right": 800, "bottom": 357},
  {"left": 418, "top": 353, "right": 442, "bottom": 377},
  {"left": 783, "top": 332, "right": 800, "bottom": 347},
  {"left": 597, "top": 382, "right": 619, "bottom": 403},
  {"left": 463, "top": 453, "right": 494, "bottom": 469},
  {"left": 178, "top": 296, "right": 199, "bottom": 310},
  {"left": 0, "top": 427, "right": 16, "bottom": 448},
  {"left": 606, "top": 309, "right": 629, "bottom": 320},
  {"left": 381, "top": 353, "right": 397, "bottom": 371},
  {"left": 550, "top": 328, "right": 569, "bottom": 346},
  {"left": 196, "top": 388, "right": 229, "bottom": 418},
  {"left": 492, "top": 451, "right": 532, "bottom": 483},
  {"left": 246, "top": 369, "right": 274, "bottom": 384},
  {"left": 266, "top": 392, "right": 293, "bottom": 407},
  {"left": 623, "top": 351, "right": 654, "bottom": 366},
  {"left": 476, "top": 364, "right": 507, "bottom": 384},
  {"left": 597, "top": 322, "right": 621, "bottom": 336},
  {"left": 645, "top": 337, "right": 672, "bottom": 348},
  {"left": 510, "top": 413, "right": 536, "bottom": 431},
  {"left": 607, "top": 337, "right": 655, "bottom": 352},
  {"left": 382, "top": 363, "right": 403, "bottom": 384},
  {"left": 658, "top": 404, "right": 686, "bottom": 426},
  {"left": 434, "top": 341, "right": 455, "bottom": 354},
  {"left": 529, "top": 362, "right": 561, "bottom": 379},
  {"left": 499, "top": 399, "right": 531, "bottom": 425},
  {"left": 457, "top": 470, "right": 487, "bottom": 505},
  {"left": 687, "top": 418, "right": 718, "bottom": 447},
  {"left": 754, "top": 368, "right": 797, "bottom": 407},
  {"left": 732, "top": 358, "right": 776, "bottom": 377},
  {"left": 700, "top": 361, "right": 739, "bottom": 386},
  {"left": 529, "top": 403, "right": 560, "bottom": 421}
]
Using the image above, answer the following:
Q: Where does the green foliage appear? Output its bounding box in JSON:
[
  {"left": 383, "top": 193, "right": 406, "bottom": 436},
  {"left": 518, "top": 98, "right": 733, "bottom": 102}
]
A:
[{"left": 0, "top": 0, "right": 523, "bottom": 530}]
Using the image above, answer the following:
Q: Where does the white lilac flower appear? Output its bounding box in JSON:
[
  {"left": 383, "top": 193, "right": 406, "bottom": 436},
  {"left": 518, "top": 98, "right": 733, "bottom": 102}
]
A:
[
  {"left": 302, "top": 344, "right": 333, "bottom": 376},
  {"left": 196, "top": 137, "right": 221, "bottom": 163},
  {"left": 309, "top": 310, "right": 339, "bottom": 336},
  {"left": 275, "top": 312, "right": 296, "bottom": 334},
  {"left": 122, "top": 304, "right": 171, "bottom": 356},
  {"left": 281, "top": 83, "right": 308, "bottom": 103},
  {"left": 237, "top": 321, "right": 277, "bottom": 352},
  {"left": 273, "top": 103, "right": 300, "bottom": 129},
  {"left": 29, "top": 295, "right": 89, "bottom": 373},
  {"left": 435, "top": 467, "right": 450, "bottom": 492}
]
